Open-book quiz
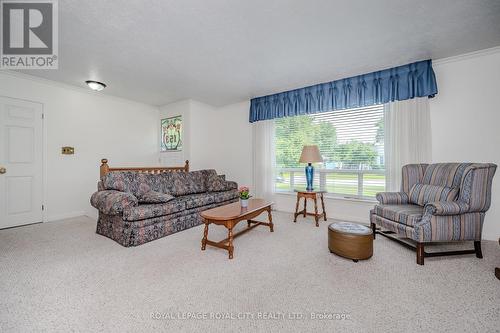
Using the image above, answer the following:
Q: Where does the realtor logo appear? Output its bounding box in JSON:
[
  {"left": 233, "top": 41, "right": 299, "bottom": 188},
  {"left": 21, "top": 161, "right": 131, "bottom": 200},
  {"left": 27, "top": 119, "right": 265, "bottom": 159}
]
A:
[{"left": 1, "top": 0, "right": 58, "bottom": 69}]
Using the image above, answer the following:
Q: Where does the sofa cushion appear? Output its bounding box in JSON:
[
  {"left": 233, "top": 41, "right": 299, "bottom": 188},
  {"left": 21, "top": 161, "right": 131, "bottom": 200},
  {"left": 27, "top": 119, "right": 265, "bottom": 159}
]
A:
[
  {"left": 176, "top": 190, "right": 239, "bottom": 209},
  {"left": 122, "top": 200, "right": 186, "bottom": 221},
  {"left": 138, "top": 191, "right": 175, "bottom": 204},
  {"left": 202, "top": 170, "right": 220, "bottom": 190},
  {"left": 203, "top": 169, "right": 237, "bottom": 192},
  {"left": 373, "top": 204, "right": 423, "bottom": 227},
  {"left": 207, "top": 173, "right": 227, "bottom": 192},
  {"left": 408, "top": 183, "right": 459, "bottom": 206},
  {"left": 103, "top": 172, "right": 165, "bottom": 197},
  {"left": 167, "top": 171, "right": 207, "bottom": 196}
]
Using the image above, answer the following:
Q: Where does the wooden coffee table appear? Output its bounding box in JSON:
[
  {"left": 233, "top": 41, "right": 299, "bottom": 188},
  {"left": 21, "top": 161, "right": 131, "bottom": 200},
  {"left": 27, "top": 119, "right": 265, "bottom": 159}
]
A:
[{"left": 200, "top": 199, "right": 274, "bottom": 259}]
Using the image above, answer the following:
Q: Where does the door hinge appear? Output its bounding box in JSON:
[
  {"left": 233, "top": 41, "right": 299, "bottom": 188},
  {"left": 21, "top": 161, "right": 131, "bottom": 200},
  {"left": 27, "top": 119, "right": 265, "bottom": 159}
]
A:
[
  {"left": 42, "top": 113, "right": 44, "bottom": 119},
  {"left": 42, "top": 205, "right": 44, "bottom": 211}
]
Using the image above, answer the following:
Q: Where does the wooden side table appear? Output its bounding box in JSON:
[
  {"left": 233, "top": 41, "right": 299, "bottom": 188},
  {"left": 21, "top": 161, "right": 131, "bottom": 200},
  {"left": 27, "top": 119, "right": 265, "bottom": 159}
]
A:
[{"left": 293, "top": 190, "right": 327, "bottom": 227}]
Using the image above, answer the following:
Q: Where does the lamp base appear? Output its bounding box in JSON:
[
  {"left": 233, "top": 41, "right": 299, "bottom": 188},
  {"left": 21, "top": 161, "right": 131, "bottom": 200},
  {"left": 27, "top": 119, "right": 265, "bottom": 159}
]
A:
[{"left": 305, "top": 163, "right": 314, "bottom": 191}]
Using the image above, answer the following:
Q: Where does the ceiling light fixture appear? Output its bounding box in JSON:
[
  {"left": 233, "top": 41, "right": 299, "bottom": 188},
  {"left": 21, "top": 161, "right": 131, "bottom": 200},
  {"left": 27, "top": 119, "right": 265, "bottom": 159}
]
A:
[{"left": 85, "top": 80, "right": 106, "bottom": 91}]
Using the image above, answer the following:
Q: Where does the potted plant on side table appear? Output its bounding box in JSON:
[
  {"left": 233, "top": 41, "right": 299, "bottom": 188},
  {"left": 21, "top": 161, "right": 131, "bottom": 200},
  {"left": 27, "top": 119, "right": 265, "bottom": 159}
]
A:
[{"left": 239, "top": 186, "right": 251, "bottom": 208}]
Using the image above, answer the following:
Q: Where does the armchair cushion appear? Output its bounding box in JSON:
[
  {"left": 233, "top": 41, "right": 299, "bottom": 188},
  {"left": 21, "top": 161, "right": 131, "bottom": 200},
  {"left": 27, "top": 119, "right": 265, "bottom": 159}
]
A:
[
  {"left": 138, "top": 191, "right": 175, "bottom": 204},
  {"left": 422, "top": 163, "right": 471, "bottom": 187},
  {"left": 401, "top": 164, "right": 428, "bottom": 193},
  {"left": 376, "top": 192, "right": 409, "bottom": 205},
  {"left": 424, "top": 201, "right": 470, "bottom": 216},
  {"left": 90, "top": 190, "right": 138, "bottom": 215},
  {"left": 408, "top": 183, "right": 459, "bottom": 206},
  {"left": 374, "top": 204, "right": 423, "bottom": 227}
]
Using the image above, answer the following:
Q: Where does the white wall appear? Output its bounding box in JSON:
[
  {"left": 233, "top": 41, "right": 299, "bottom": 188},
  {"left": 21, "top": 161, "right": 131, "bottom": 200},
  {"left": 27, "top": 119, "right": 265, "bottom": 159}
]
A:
[
  {"left": 7, "top": 47, "right": 498, "bottom": 240},
  {"left": 159, "top": 100, "right": 192, "bottom": 167},
  {"left": 0, "top": 72, "right": 159, "bottom": 221},
  {"left": 177, "top": 100, "right": 381, "bottom": 224},
  {"left": 191, "top": 101, "right": 253, "bottom": 187},
  {"left": 159, "top": 99, "right": 253, "bottom": 187},
  {"left": 164, "top": 48, "right": 500, "bottom": 240},
  {"left": 430, "top": 49, "right": 500, "bottom": 241},
  {"left": 159, "top": 98, "right": 376, "bottom": 224},
  {"left": 266, "top": 49, "right": 500, "bottom": 240}
]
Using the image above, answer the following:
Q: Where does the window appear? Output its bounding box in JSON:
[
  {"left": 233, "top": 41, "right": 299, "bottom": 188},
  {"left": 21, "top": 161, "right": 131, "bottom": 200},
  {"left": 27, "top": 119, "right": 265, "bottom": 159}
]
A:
[{"left": 274, "top": 105, "right": 385, "bottom": 198}]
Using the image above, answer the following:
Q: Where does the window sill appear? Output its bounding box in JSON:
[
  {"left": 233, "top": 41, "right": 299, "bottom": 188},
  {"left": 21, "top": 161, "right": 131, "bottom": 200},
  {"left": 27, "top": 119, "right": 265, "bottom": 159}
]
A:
[{"left": 273, "top": 191, "right": 377, "bottom": 204}]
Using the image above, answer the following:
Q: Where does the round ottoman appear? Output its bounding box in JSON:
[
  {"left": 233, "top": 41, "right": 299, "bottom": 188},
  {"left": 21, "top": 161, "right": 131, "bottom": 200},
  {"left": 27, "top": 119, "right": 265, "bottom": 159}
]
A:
[{"left": 328, "top": 222, "right": 373, "bottom": 262}]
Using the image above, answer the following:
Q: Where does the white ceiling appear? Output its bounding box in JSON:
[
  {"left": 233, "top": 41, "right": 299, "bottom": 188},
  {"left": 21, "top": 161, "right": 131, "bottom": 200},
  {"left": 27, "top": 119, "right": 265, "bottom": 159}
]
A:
[{"left": 19, "top": 0, "right": 500, "bottom": 106}]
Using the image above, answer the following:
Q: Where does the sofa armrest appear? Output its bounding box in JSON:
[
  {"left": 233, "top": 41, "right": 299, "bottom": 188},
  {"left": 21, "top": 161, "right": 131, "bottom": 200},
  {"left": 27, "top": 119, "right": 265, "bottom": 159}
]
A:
[
  {"left": 424, "top": 201, "right": 470, "bottom": 216},
  {"left": 90, "top": 190, "right": 138, "bottom": 215},
  {"left": 97, "top": 180, "right": 105, "bottom": 191},
  {"left": 375, "top": 192, "right": 409, "bottom": 205}
]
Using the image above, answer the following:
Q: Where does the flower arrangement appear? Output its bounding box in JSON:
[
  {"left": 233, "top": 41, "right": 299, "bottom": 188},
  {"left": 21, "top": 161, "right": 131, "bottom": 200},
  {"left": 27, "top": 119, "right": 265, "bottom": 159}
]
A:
[{"left": 238, "top": 186, "right": 250, "bottom": 200}]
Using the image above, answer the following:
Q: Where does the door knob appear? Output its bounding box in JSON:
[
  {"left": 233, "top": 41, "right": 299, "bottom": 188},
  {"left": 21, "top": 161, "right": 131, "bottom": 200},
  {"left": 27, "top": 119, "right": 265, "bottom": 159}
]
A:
[{"left": 0, "top": 167, "right": 6, "bottom": 174}]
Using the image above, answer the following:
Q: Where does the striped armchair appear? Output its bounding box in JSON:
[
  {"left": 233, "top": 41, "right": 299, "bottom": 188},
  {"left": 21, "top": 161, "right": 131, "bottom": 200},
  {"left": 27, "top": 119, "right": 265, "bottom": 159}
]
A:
[{"left": 370, "top": 163, "right": 497, "bottom": 265}]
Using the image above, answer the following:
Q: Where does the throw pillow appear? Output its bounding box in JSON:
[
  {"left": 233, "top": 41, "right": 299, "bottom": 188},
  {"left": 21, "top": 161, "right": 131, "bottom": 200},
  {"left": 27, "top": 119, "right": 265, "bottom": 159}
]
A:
[
  {"left": 102, "top": 171, "right": 153, "bottom": 197},
  {"left": 138, "top": 191, "right": 175, "bottom": 204},
  {"left": 168, "top": 171, "right": 207, "bottom": 196},
  {"left": 408, "top": 183, "right": 459, "bottom": 206},
  {"left": 207, "top": 173, "right": 227, "bottom": 192}
]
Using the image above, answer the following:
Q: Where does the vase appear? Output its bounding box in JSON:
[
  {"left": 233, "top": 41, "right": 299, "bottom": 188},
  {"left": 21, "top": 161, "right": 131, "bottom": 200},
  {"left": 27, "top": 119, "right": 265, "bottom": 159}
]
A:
[
  {"left": 240, "top": 199, "right": 249, "bottom": 208},
  {"left": 305, "top": 163, "right": 314, "bottom": 191}
]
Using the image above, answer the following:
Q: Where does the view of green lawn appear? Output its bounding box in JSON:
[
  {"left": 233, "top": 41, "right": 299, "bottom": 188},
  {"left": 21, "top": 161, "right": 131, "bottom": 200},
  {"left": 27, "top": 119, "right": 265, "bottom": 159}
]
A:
[{"left": 275, "top": 171, "right": 385, "bottom": 197}]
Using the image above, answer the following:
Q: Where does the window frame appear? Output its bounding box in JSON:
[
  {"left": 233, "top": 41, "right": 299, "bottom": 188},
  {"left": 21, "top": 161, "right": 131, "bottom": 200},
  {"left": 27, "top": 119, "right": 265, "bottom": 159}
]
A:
[{"left": 273, "top": 105, "right": 386, "bottom": 200}]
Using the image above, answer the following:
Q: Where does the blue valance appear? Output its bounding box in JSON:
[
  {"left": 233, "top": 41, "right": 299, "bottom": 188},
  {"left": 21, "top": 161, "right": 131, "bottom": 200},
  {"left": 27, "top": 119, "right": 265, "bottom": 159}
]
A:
[{"left": 249, "top": 59, "right": 437, "bottom": 123}]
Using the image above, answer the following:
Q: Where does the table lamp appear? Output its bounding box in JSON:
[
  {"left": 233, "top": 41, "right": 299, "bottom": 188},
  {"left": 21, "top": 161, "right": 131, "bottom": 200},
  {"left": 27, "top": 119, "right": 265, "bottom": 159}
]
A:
[{"left": 299, "top": 145, "right": 323, "bottom": 191}]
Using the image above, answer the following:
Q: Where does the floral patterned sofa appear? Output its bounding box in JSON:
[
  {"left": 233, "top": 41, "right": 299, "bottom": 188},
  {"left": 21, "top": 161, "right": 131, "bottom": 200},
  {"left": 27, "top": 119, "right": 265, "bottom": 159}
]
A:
[{"left": 90, "top": 170, "right": 238, "bottom": 246}]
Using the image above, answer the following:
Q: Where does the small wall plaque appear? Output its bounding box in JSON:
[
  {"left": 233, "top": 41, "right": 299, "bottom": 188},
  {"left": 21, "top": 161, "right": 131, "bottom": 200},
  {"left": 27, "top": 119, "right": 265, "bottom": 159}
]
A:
[{"left": 62, "top": 146, "right": 74, "bottom": 155}]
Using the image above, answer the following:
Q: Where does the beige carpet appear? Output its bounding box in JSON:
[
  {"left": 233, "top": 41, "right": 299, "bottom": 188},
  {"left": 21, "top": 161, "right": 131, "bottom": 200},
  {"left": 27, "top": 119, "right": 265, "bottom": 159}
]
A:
[{"left": 0, "top": 212, "right": 499, "bottom": 332}]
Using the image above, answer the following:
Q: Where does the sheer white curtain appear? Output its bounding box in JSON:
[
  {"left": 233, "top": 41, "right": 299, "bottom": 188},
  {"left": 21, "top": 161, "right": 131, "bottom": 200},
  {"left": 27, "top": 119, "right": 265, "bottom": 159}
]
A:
[
  {"left": 252, "top": 119, "right": 275, "bottom": 201},
  {"left": 384, "top": 97, "right": 432, "bottom": 191}
]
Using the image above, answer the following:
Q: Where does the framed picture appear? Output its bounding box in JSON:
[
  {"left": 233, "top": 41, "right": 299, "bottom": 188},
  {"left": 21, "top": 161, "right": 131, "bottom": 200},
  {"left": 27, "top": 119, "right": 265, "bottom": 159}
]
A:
[{"left": 161, "top": 115, "right": 182, "bottom": 151}]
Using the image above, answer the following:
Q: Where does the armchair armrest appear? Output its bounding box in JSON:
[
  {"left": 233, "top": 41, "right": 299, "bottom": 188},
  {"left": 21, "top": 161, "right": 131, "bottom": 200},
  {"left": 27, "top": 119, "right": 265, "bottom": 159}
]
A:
[
  {"left": 90, "top": 190, "right": 138, "bottom": 215},
  {"left": 375, "top": 192, "right": 409, "bottom": 205},
  {"left": 424, "top": 201, "right": 470, "bottom": 216}
]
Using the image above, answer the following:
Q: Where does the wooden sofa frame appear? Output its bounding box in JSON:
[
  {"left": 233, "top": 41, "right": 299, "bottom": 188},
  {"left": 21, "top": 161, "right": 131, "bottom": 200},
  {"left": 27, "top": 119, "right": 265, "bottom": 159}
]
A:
[{"left": 99, "top": 158, "right": 189, "bottom": 178}]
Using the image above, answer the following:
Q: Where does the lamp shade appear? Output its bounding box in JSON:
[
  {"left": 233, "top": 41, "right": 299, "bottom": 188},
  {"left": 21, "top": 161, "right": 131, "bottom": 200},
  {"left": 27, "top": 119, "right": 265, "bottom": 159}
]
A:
[{"left": 299, "top": 145, "right": 323, "bottom": 163}]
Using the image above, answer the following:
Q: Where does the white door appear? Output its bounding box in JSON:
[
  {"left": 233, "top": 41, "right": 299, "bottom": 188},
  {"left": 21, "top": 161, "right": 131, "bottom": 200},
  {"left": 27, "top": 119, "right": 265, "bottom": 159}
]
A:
[{"left": 0, "top": 97, "right": 43, "bottom": 229}]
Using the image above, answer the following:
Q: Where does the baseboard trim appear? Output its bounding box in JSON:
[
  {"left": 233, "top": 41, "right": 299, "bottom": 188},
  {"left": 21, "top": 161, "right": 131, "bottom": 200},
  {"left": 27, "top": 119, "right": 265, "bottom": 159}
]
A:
[
  {"left": 274, "top": 208, "right": 369, "bottom": 225},
  {"left": 46, "top": 211, "right": 86, "bottom": 222}
]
